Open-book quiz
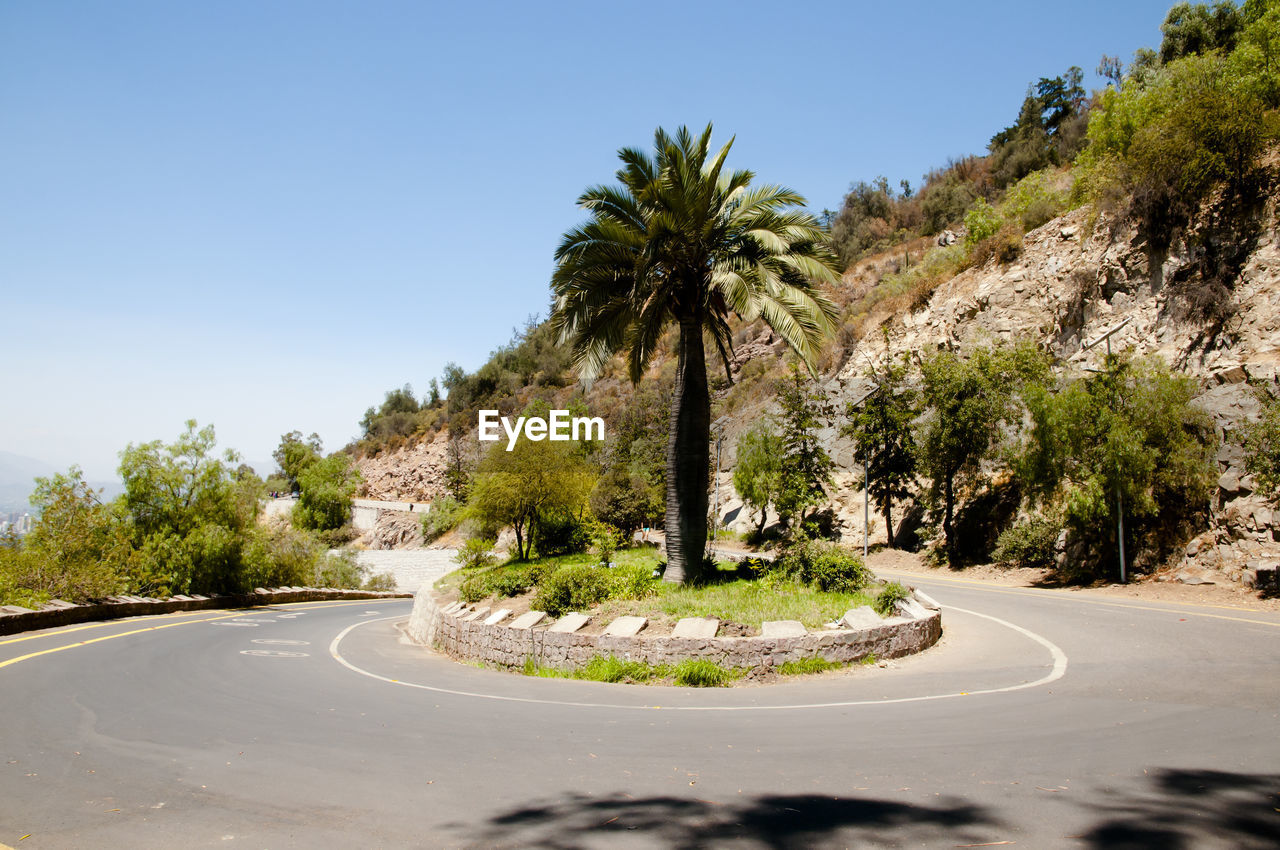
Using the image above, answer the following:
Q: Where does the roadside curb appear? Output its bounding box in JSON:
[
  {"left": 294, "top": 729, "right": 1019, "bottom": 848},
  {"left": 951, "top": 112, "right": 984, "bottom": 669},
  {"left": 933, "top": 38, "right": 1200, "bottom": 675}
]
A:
[{"left": 0, "top": 588, "right": 412, "bottom": 636}]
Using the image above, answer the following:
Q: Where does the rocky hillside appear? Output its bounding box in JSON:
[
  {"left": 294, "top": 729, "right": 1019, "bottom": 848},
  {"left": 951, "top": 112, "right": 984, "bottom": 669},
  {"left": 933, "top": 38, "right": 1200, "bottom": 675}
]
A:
[
  {"left": 361, "top": 190, "right": 1280, "bottom": 587},
  {"left": 710, "top": 190, "right": 1280, "bottom": 586},
  {"left": 356, "top": 429, "right": 451, "bottom": 503}
]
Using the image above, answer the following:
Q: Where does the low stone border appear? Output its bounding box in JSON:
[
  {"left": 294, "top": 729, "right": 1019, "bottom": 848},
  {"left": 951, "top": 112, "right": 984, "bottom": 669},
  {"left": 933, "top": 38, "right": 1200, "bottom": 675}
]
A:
[
  {"left": 0, "top": 587, "right": 412, "bottom": 636},
  {"left": 406, "top": 587, "right": 942, "bottom": 672}
]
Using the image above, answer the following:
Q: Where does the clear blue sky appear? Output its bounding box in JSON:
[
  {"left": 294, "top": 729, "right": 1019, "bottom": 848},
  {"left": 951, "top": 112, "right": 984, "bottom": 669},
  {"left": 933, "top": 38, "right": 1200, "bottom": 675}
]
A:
[{"left": 1, "top": 0, "right": 1175, "bottom": 479}]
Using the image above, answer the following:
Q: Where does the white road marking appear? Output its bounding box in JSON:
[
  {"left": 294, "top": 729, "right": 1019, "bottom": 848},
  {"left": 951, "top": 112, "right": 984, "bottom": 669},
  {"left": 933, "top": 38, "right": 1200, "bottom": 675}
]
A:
[
  {"left": 251, "top": 639, "right": 311, "bottom": 646},
  {"left": 213, "top": 621, "right": 260, "bottom": 627},
  {"left": 240, "top": 649, "right": 309, "bottom": 658},
  {"left": 329, "top": 607, "right": 1069, "bottom": 712}
]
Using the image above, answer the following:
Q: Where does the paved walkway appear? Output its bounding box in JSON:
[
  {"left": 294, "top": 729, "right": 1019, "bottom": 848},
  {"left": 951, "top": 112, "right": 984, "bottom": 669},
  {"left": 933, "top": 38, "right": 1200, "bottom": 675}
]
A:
[
  {"left": 353, "top": 549, "right": 458, "bottom": 593},
  {"left": 353, "top": 497, "right": 429, "bottom": 513}
]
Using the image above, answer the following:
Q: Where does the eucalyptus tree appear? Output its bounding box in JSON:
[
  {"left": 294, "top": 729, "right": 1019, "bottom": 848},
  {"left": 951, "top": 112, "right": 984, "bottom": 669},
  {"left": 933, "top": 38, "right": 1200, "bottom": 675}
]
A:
[{"left": 551, "top": 124, "right": 840, "bottom": 583}]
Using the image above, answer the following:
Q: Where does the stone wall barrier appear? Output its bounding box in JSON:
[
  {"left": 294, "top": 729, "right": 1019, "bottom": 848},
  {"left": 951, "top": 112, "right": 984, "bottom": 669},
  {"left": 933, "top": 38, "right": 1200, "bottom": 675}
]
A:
[
  {"left": 406, "top": 588, "right": 942, "bottom": 672},
  {"left": 0, "top": 588, "right": 411, "bottom": 636}
]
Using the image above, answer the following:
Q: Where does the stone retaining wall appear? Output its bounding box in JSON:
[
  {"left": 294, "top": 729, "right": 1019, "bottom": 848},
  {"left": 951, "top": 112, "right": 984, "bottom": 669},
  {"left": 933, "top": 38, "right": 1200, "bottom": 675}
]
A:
[
  {"left": 0, "top": 587, "right": 411, "bottom": 636},
  {"left": 406, "top": 589, "right": 941, "bottom": 671}
]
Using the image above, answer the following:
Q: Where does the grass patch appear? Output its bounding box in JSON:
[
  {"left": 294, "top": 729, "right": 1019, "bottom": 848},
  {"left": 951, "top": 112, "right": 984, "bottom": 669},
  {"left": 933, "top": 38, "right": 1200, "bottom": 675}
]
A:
[
  {"left": 776, "top": 657, "right": 844, "bottom": 676},
  {"left": 520, "top": 654, "right": 742, "bottom": 687},
  {"left": 441, "top": 547, "right": 878, "bottom": 629},
  {"left": 672, "top": 658, "right": 740, "bottom": 687}
]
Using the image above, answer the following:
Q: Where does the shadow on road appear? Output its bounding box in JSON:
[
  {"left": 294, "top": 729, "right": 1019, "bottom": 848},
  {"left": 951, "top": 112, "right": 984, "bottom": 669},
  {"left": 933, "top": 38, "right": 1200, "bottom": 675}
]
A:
[
  {"left": 448, "top": 792, "right": 1002, "bottom": 849},
  {"left": 1078, "top": 768, "right": 1280, "bottom": 849}
]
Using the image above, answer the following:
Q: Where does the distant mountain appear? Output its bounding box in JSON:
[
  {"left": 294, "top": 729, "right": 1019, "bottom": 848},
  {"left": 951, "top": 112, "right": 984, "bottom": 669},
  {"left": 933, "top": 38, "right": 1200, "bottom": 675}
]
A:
[
  {"left": 0, "top": 451, "right": 56, "bottom": 513},
  {"left": 0, "top": 451, "right": 122, "bottom": 514}
]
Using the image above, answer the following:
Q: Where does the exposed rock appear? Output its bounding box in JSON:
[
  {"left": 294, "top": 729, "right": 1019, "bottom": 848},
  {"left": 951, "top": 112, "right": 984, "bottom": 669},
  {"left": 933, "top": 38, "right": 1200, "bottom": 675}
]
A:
[
  {"left": 360, "top": 512, "right": 423, "bottom": 550},
  {"left": 356, "top": 430, "right": 451, "bottom": 503}
]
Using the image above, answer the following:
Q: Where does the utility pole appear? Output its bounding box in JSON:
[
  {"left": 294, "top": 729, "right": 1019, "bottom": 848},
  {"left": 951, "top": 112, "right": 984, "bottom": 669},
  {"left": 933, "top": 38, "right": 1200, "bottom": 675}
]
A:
[
  {"left": 1083, "top": 317, "right": 1131, "bottom": 583},
  {"left": 846, "top": 384, "right": 882, "bottom": 559}
]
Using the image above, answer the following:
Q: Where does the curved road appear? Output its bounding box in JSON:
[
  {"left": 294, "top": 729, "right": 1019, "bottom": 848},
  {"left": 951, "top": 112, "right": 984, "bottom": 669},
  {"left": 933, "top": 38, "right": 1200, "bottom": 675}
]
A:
[{"left": 1, "top": 575, "right": 1277, "bottom": 848}]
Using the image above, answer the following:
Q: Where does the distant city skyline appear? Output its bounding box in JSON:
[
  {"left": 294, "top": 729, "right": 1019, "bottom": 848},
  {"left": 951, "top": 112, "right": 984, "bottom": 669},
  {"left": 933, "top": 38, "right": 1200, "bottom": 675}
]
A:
[{"left": 2, "top": 0, "right": 1178, "bottom": 479}]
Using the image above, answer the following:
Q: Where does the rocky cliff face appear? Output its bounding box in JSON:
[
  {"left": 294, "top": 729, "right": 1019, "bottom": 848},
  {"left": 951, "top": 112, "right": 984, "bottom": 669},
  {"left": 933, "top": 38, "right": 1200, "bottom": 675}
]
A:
[
  {"left": 356, "top": 429, "right": 451, "bottom": 503},
  {"left": 717, "top": 194, "right": 1280, "bottom": 584}
]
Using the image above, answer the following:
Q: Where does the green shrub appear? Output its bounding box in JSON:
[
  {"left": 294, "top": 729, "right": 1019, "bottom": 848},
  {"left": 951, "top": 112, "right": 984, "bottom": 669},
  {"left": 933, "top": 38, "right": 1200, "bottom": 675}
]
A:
[
  {"left": 314, "top": 549, "right": 365, "bottom": 588},
  {"left": 967, "top": 223, "right": 1023, "bottom": 268},
  {"left": 362, "top": 571, "right": 397, "bottom": 592},
  {"left": 454, "top": 538, "right": 496, "bottom": 570},
  {"left": 458, "top": 572, "right": 492, "bottom": 603},
  {"left": 487, "top": 565, "right": 540, "bottom": 598},
  {"left": 963, "top": 197, "right": 1003, "bottom": 247},
  {"left": 421, "top": 495, "right": 463, "bottom": 543},
  {"left": 606, "top": 562, "right": 660, "bottom": 601},
  {"left": 1244, "top": 390, "right": 1280, "bottom": 501},
  {"left": 992, "top": 512, "right": 1063, "bottom": 569},
  {"left": 873, "top": 582, "right": 911, "bottom": 616},
  {"left": 673, "top": 658, "right": 737, "bottom": 687},
  {"left": 535, "top": 511, "right": 590, "bottom": 557},
  {"left": 771, "top": 538, "right": 870, "bottom": 593},
  {"left": 999, "top": 168, "right": 1070, "bottom": 232},
  {"left": 533, "top": 563, "right": 613, "bottom": 616}
]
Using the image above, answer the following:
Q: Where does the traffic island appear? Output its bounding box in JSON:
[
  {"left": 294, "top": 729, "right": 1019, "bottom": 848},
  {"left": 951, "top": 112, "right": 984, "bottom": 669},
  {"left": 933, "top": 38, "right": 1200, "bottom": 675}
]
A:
[{"left": 405, "top": 585, "right": 942, "bottom": 675}]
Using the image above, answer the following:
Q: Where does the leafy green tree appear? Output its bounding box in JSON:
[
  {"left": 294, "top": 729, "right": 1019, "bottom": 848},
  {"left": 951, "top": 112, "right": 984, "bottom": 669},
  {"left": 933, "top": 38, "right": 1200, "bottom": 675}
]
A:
[
  {"left": 293, "top": 453, "right": 361, "bottom": 532},
  {"left": 467, "top": 434, "right": 594, "bottom": 560},
  {"left": 841, "top": 357, "right": 919, "bottom": 548},
  {"left": 1076, "top": 45, "right": 1276, "bottom": 242},
  {"left": 988, "top": 67, "right": 1087, "bottom": 187},
  {"left": 444, "top": 435, "right": 470, "bottom": 501},
  {"left": 1242, "top": 389, "right": 1280, "bottom": 499},
  {"left": 272, "top": 431, "right": 322, "bottom": 492},
  {"left": 8, "top": 468, "right": 133, "bottom": 602},
  {"left": 551, "top": 124, "right": 840, "bottom": 583},
  {"left": 118, "top": 420, "right": 262, "bottom": 595},
  {"left": 732, "top": 420, "right": 785, "bottom": 537},
  {"left": 1017, "top": 355, "right": 1215, "bottom": 580},
  {"left": 776, "top": 366, "right": 835, "bottom": 533},
  {"left": 1160, "top": 1, "right": 1243, "bottom": 63},
  {"left": 917, "top": 344, "right": 1047, "bottom": 563},
  {"left": 589, "top": 468, "right": 657, "bottom": 538}
]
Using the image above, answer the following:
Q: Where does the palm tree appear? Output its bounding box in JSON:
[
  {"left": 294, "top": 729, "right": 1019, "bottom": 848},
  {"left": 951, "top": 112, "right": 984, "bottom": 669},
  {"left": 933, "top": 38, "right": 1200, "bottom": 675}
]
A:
[{"left": 551, "top": 124, "right": 840, "bottom": 583}]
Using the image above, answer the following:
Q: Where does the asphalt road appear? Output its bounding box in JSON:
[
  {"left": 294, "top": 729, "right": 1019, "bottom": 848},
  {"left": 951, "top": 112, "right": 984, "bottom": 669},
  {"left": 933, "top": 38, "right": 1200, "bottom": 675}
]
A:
[{"left": 1, "top": 575, "right": 1277, "bottom": 849}]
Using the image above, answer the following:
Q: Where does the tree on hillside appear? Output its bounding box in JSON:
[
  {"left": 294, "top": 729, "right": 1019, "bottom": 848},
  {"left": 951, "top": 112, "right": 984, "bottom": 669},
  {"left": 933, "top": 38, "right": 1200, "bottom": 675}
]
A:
[
  {"left": 14, "top": 468, "right": 132, "bottom": 601},
  {"left": 118, "top": 420, "right": 263, "bottom": 594},
  {"left": 293, "top": 453, "right": 361, "bottom": 532},
  {"left": 550, "top": 124, "right": 840, "bottom": 583},
  {"left": 467, "top": 435, "right": 594, "bottom": 561},
  {"left": 732, "top": 420, "right": 785, "bottom": 538},
  {"left": 272, "top": 431, "right": 322, "bottom": 493},
  {"left": 1244, "top": 389, "right": 1280, "bottom": 501},
  {"left": 1160, "top": 1, "right": 1243, "bottom": 63},
  {"left": 917, "top": 344, "right": 1048, "bottom": 563},
  {"left": 1016, "top": 355, "right": 1215, "bottom": 580},
  {"left": 775, "top": 366, "right": 836, "bottom": 534},
  {"left": 841, "top": 356, "right": 919, "bottom": 549}
]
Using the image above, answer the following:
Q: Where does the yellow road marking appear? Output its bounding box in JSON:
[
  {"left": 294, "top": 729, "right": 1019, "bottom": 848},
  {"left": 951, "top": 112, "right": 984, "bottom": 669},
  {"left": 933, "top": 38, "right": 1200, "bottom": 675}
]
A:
[
  {"left": 876, "top": 568, "right": 1280, "bottom": 628},
  {"left": 0, "top": 610, "right": 216, "bottom": 646},
  {"left": 0, "top": 597, "right": 406, "bottom": 646},
  {"left": 0, "top": 598, "right": 408, "bottom": 671},
  {"left": 0, "top": 611, "right": 255, "bottom": 670}
]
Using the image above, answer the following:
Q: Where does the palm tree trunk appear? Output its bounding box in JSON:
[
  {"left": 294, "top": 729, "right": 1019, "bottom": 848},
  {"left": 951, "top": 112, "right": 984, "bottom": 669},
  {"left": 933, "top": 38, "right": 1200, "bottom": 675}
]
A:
[{"left": 663, "top": 316, "right": 710, "bottom": 584}]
